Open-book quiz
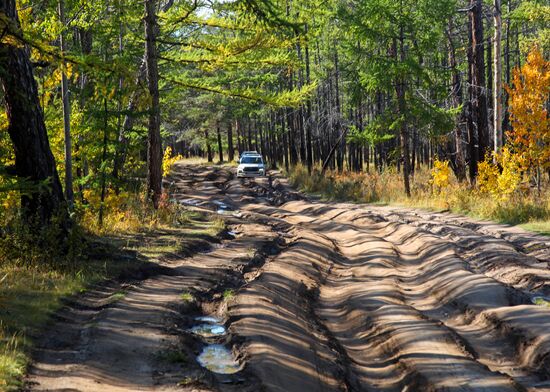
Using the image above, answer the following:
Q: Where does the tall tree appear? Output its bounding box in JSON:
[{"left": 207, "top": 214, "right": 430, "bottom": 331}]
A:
[
  {"left": 0, "top": 0, "right": 66, "bottom": 224},
  {"left": 58, "top": 0, "right": 73, "bottom": 206},
  {"left": 469, "top": 0, "right": 489, "bottom": 173},
  {"left": 145, "top": 0, "right": 162, "bottom": 208},
  {"left": 493, "top": 0, "right": 503, "bottom": 154}
]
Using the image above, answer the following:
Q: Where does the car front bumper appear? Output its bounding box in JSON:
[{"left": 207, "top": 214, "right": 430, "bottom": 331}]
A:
[{"left": 237, "top": 171, "right": 265, "bottom": 178}]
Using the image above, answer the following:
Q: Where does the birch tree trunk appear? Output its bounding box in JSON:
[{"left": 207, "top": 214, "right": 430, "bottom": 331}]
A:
[
  {"left": 469, "top": 0, "right": 489, "bottom": 162},
  {"left": 493, "top": 0, "right": 503, "bottom": 154}
]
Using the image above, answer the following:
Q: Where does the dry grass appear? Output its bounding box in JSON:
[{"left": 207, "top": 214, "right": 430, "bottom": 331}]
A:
[{"left": 289, "top": 164, "right": 550, "bottom": 234}]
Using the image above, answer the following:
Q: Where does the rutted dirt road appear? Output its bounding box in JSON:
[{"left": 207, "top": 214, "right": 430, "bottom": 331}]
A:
[{"left": 26, "top": 163, "right": 550, "bottom": 391}]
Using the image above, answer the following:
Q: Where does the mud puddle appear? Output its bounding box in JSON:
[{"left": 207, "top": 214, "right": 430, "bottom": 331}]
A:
[
  {"left": 197, "top": 344, "right": 241, "bottom": 374},
  {"left": 189, "top": 315, "right": 242, "bottom": 376},
  {"left": 190, "top": 316, "right": 227, "bottom": 338}
]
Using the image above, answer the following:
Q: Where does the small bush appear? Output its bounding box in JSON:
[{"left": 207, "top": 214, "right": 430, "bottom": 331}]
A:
[
  {"left": 162, "top": 147, "right": 183, "bottom": 177},
  {"left": 430, "top": 159, "right": 451, "bottom": 192}
]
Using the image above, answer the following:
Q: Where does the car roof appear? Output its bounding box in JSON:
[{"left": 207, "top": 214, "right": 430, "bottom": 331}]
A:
[{"left": 241, "top": 151, "right": 259, "bottom": 156}]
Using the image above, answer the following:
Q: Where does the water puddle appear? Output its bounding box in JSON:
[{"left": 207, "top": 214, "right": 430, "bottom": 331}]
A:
[
  {"left": 180, "top": 198, "right": 202, "bottom": 206},
  {"left": 214, "top": 201, "right": 231, "bottom": 215},
  {"left": 213, "top": 200, "right": 232, "bottom": 211},
  {"left": 197, "top": 344, "right": 241, "bottom": 374},
  {"left": 190, "top": 324, "right": 226, "bottom": 337},
  {"left": 195, "top": 316, "right": 221, "bottom": 323},
  {"left": 190, "top": 315, "right": 227, "bottom": 338},
  {"left": 531, "top": 296, "right": 550, "bottom": 307}
]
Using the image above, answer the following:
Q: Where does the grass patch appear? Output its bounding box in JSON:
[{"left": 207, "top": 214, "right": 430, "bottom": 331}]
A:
[
  {"left": 288, "top": 164, "right": 550, "bottom": 234},
  {"left": 223, "top": 289, "right": 235, "bottom": 301},
  {"left": 180, "top": 291, "right": 194, "bottom": 302},
  {"left": 178, "top": 376, "right": 202, "bottom": 386},
  {"left": 520, "top": 221, "right": 550, "bottom": 236},
  {"left": 107, "top": 291, "right": 127, "bottom": 303}
]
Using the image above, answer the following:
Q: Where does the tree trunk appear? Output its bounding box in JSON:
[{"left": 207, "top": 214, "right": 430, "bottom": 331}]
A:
[
  {"left": 486, "top": 31, "right": 493, "bottom": 148},
  {"left": 333, "top": 46, "right": 344, "bottom": 173},
  {"left": 447, "top": 24, "right": 467, "bottom": 181},
  {"left": 493, "top": 0, "right": 503, "bottom": 154},
  {"left": 58, "top": 0, "right": 73, "bottom": 206},
  {"left": 75, "top": 28, "right": 92, "bottom": 201},
  {"left": 216, "top": 125, "right": 223, "bottom": 163},
  {"left": 282, "top": 113, "right": 290, "bottom": 172},
  {"left": 247, "top": 119, "right": 253, "bottom": 151},
  {"left": 321, "top": 128, "right": 348, "bottom": 175},
  {"left": 469, "top": 0, "right": 489, "bottom": 162},
  {"left": 236, "top": 119, "right": 242, "bottom": 154},
  {"left": 145, "top": 0, "right": 162, "bottom": 208},
  {"left": 467, "top": 13, "right": 478, "bottom": 182},
  {"left": 227, "top": 123, "right": 234, "bottom": 162},
  {"left": 502, "top": 0, "right": 511, "bottom": 134},
  {"left": 113, "top": 1, "right": 174, "bottom": 184},
  {"left": 98, "top": 97, "right": 109, "bottom": 227},
  {"left": 205, "top": 130, "right": 213, "bottom": 162},
  {"left": 0, "top": 0, "right": 66, "bottom": 224},
  {"left": 305, "top": 25, "right": 313, "bottom": 173},
  {"left": 217, "top": 126, "right": 224, "bottom": 163},
  {"left": 395, "top": 32, "right": 411, "bottom": 197}
]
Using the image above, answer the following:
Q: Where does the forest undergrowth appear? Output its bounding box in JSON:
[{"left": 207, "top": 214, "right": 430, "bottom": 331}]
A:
[
  {"left": 289, "top": 164, "right": 550, "bottom": 235},
  {"left": 0, "top": 187, "right": 223, "bottom": 390}
]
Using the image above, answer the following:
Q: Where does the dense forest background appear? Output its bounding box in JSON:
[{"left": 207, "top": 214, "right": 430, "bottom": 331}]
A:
[{"left": 0, "top": 0, "right": 549, "bottom": 230}]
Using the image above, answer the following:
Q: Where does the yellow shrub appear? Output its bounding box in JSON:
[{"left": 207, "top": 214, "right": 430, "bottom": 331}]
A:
[
  {"left": 477, "top": 146, "right": 523, "bottom": 201},
  {"left": 477, "top": 156, "right": 499, "bottom": 194},
  {"left": 430, "top": 159, "right": 451, "bottom": 191},
  {"left": 162, "top": 147, "right": 183, "bottom": 177},
  {"left": 496, "top": 147, "right": 523, "bottom": 199}
]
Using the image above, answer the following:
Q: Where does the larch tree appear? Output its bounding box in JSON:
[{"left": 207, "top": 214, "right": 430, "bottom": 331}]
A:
[
  {"left": 0, "top": 0, "right": 66, "bottom": 225},
  {"left": 58, "top": 0, "right": 73, "bottom": 206},
  {"left": 145, "top": 0, "right": 162, "bottom": 208},
  {"left": 339, "top": 0, "right": 457, "bottom": 195}
]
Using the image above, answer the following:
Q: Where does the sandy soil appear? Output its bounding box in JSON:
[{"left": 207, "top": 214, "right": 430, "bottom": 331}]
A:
[{"left": 25, "top": 163, "right": 550, "bottom": 391}]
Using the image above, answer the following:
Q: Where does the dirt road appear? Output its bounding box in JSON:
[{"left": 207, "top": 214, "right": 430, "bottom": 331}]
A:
[{"left": 26, "top": 164, "right": 550, "bottom": 391}]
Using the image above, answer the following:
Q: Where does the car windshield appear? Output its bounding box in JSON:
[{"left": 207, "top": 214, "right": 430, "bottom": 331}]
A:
[{"left": 241, "top": 156, "right": 263, "bottom": 164}]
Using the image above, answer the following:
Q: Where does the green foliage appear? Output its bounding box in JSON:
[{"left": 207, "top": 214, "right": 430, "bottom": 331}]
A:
[
  {"left": 347, "top": 124, "right": 394, "bottom": 147},
  {"left": 512, "top": 1, "right": 550, "bottom": 53},
  {"left": 338, "top": 0, "right": 457, "bottom": 144}
]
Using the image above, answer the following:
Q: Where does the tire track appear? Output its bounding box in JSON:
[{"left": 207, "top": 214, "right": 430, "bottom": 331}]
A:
[{"left": 267, "top": 201, "right": 550, "bottom": 391}]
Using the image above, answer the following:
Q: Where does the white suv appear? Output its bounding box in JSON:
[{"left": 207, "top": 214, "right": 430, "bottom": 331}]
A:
[{"left": 237, "top": 154, "right": 266, "bottom": 178}]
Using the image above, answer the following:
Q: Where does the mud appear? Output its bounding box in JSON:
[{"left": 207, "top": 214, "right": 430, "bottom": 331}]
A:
[{"left": 25, "top": 163, "right": 550, "bottom": 392}]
